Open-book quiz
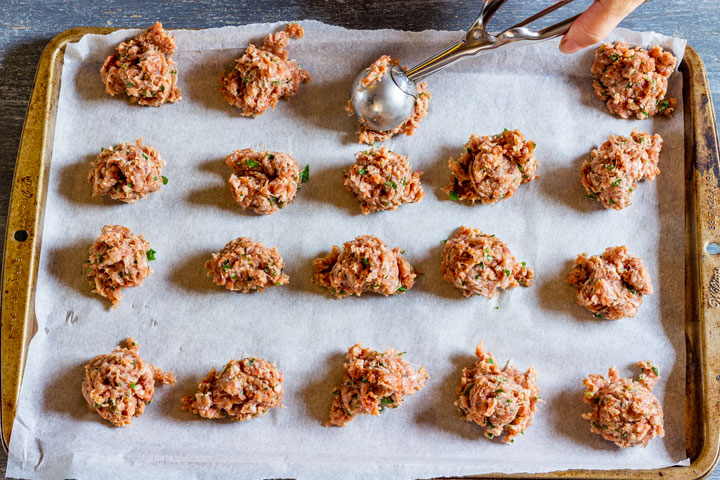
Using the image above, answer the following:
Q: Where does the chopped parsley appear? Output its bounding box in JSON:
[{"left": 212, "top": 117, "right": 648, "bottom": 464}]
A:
[
  {"left": 299, "top": 165, "right": 310, "bottom": 183},
  {"left": 503, "top": 269, "right": 510, "bottom": 276},
  {"left": 126, "top": 81, "right": 135, "bottom": 88},
  {"left": 487, "top": 358, "right": 494, "bottom": 364},
  {"left": 146, "top": 249, "right": 156, "bottom": 261},
  {"left": 449, "top": 190, "right": 460, "bottom": 201},
  {"left": 611, "top": 179, "right": 622, "bottom": 187},
  {"left": 361, "top": 258, "right": 369, "bottom": 267},
  {"left": 384, "top": 180, "right": 398, "bottom": 190},
  {"left": 357, "top": 168, "right": 367, "bottom": 175},
  {"left": 380, "top": 397, "right": 394, "bottom": 405},
  {"left": 141, "top": 153, "right": 148, "bottom": 160},
  {"left": 396, "top": 286, "right": 407, "bottom": 293},
  {"left": 162, "top": 176, "right": 168, "bottom": 185},
  {"left": 129, "top": 382, "right": 136, "bottom": 389},
  {"left": 610, "top": 54, "right": 619, "bottom": 61},
  {"left": 245, "top": 159, "right": 260, "bottom": 168},
  {"left": 651, "top": 366, "right": 659, "bottom": 376}
]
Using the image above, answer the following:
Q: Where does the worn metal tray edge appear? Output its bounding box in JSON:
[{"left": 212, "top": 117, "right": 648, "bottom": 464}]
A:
[{"left": 1, "top": 27, "right": 718, "bottom": 479}]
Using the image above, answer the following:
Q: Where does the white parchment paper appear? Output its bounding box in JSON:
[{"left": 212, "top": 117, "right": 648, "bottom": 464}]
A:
[{"left": 8, "top": 21, "right": 687, "bottom": 479}]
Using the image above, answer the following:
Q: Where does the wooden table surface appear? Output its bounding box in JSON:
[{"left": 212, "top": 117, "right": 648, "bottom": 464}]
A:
[{"left": 1, "top": 1, "right": 718, "bottom": 478}]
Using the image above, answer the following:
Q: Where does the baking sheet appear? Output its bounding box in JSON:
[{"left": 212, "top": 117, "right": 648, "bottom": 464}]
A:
[{"left": 6, "top": 21, "right": 687, "bottom": 479}]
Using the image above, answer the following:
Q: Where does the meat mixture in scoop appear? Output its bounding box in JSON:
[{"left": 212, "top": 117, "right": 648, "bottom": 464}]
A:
[
  {"left": 312, "top": 235, "right": 416, "bottom": 298},
  {"left": 182, "top": 357, "right": 283, "bottom": 422},
  {"left": 456, "top": 343, "right": 541, "bottom": 443},
  {"left": 82, "top": 337, "right": 175, "bottom": 427},
  {"left": 582, "top": 362, "right": 664, "bottom": 448},
  {"left": 220, "top": 23, "right": 310, "bottom": 116},
  {"left": 100, "top": 22, "right": 181, "bottom": 106},
  {"left": 347, "top": 55, "right": 431, "bottom": 144},
  {"left": 326, "top": 343, "right": 428, "bottom": 427}
]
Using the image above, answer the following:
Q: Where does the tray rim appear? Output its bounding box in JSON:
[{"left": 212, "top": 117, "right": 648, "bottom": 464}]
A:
[{"left": 1, "top": 26, "right": 718, "bottom": 479}]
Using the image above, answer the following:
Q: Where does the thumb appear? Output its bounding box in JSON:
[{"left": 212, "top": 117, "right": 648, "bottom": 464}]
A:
[{"left": 559, "top": 0, "right": 644, "bottom": 54}]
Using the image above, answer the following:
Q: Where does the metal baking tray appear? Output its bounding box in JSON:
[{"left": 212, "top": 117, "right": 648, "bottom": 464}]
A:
[{"left": 1, "top": 27, "right": 719, "bottom": 479}]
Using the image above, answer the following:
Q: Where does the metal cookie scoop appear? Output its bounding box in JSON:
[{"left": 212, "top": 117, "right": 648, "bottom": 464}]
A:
[{"left": 351, "top": 0, "right": 581, "bottom": 133}]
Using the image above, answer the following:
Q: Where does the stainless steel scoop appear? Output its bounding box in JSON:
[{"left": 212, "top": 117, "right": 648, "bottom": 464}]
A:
[{"left": 351, "top": 0, "right": 581, "bottom": 133}]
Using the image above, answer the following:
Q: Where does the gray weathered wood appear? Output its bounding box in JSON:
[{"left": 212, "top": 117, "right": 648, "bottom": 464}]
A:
[{"left": 1, "top": 1, "right": 719, "bottom": 477}]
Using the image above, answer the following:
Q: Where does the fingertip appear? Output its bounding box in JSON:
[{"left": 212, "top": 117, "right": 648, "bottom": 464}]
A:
[{"left": 559, "top": 37, "right": 582, "bottom": 54}]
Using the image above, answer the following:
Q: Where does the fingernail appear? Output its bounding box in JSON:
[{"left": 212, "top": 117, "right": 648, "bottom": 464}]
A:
[{"left": 559, "top": 37, "right": 581, "bottom": 54}]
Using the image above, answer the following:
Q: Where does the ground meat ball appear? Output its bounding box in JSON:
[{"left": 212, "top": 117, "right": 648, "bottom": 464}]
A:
[
  {"left": 100, "top": 22, "right": 181, "bottom": 107},
  {"left": 312, "top": 235, "right": 416, "bottom": 298},
  {"left": 444, "top": 130, "right": 538, "bottom": 205},
  {"left": 456, "top": 343, "right": 540, "bottom": 443},
  {"left": 326, "top": 343, "right": 428, "bottom": 427},
  {"left": 226, "top": 148, "right": 304, "bottom": 215},
  {"left": 88, "top": 138, "right": 166, "bottom": 203},
  {"left": 181, "top": 357, "right": 283, "bottom": 422},
  {"left": 220, "top": 23, "right": 310, "bottom": 116},
  {"left": 342, "top": 147, "right": 424, "bottom": 214},
  {"left": 581, "top": 129, "right": 663, "bottom": 210},
  {"left": 87, "top": 225, "right": 154, "bottom": 307},
  {"left": 441, "top": 226, "right": 533, "bottom": 298},
  {"left": 582, "top": 362, "right": 664, "bottom": 448},
  {"left": 347, "top": 55, "right": 431, "bottom": 144},
  {"left": 82, "top": 338, "right": 175, "bottom": 427},
  {"left": 591, "top": 41, "right": 677, "bottom": 119},
  {"left": 567, "top": 245, "right": 653, "bottom": 320},
  {"left": 205, "top": 237, "right": 289, "bottom": 293}
]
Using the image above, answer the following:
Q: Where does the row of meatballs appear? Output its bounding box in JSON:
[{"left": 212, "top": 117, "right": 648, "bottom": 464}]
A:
[
  {"left": 87, "top": 224, "right": 653, "bottom": 321},
  {"left": 83, "top": 337, "right": 665, "bottom": 450},
  {"left": 89, "top": 127, "right": 663, "bottom": 218},
  {"left": 100, "top": 23, "right": 677, "bottom": 141}
]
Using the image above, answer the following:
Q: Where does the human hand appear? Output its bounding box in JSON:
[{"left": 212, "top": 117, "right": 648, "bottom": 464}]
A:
[{"left": 560, "top": 0, "right": 646, "bottom": 53}]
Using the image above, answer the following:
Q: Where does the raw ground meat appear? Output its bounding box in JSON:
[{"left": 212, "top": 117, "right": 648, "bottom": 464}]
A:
[
  {"left": 567, "top": 245, "right": 653, "bottom": 320},
  {"left": 87, "top": 225, "right": 154, "bottom": 307},
  {"left": 326, "top": 343, "right": 428, "bottom": 427},
  {"left": 220, "top": 23, "right": 310, "bottom": 116},
  {"left": 312, "top": 235, "right": 416, "bottom": 298},
  {"left": 591, "top": 41, "right": 677, "bottom": 119},
  {"left": 342, "top": 147, "right": 424, "bottom": 214},
  {"left": 582, "top": 362, "right": 664, "bottom": 448},
  {"left": 456, "top": 343, "right": 540, "bottom": 444},
  {"left": 82, "top": 337, "right": 175, "bottom": 427},
  {"left": 100, "top": 22, "right": 181, "bottom": 106},
  {"left": 205, "top": 237, "right": 289, "bottom": 293},
  {"left": 225, "top": 148, "right": 305, "bottom": 215},
  {"left": 88, "top": 138, "right": 166, "bottom": 203},
  {"left": 441, "top": 226, "right": 533, "bottom": 298},
  {"left": 581, "top": 129, "right": 663, "bottom": 210},
  {"left": 347, "top": 55, "right": 431, "bottom": 144},
  {"left": 444, "top": 129, "right": 538, "bottom": 205},
  {"left": 181, "top": 357, "right": 283, "bottom": 422}
]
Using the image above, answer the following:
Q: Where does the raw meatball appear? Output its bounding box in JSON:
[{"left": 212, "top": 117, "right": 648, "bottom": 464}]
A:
[
  {"left": 567, "top": 245, "right": 653, "bottom": 320},
  {"left": 205, "top": 237, "right": 289, "bottom": 293},
  {"left": 444, "top": 129, "right": 538, "bottom": 204},
  {"left": 82, "top": 337, "right": 175, "bottom": 427},
  {"left": 441, "top": 226, "right": 533, "bottom": 298},
  {"left": 312, "top": 235, "right": 416, "bottom": 298},
  {"left": 342, "top": 147, "right": 424, "bottom": 214},
  {"left": 581, "top": 129, "right": 663, "bottom": 210},
  {"left": 88, "top": 138, "right": 166, "bottom": 203},
  {"left": 225, "top": 148, "right": 305, "bottom": 215},
  {"left": 100, "top": 22, "right": 181, "bottom": 107},
  {"left": 582, "top": 362, "right": 664, "bottom": 448},
  {"left": 456, "top": 343, "right": 540, "bottom": 443},
  {"left": 347, "top": 55, "right": 431, "bottom": 144},
  {"left": 326, "top": 343, "right": 428, "bottom": 427},
  {"left": 181, "top": 357, "right": 283, "bottom": 422},
  {"left": 592, "top": 41, "right": 677, "bottom": 119},
  {"left": 220, "top": 23, "right": 311, "bottom": 116},
  {"left": 87, "top": 225, "right": 155, "bottom": 307}
]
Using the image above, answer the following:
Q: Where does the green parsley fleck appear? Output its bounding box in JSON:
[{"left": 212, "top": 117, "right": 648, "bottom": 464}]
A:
[
  {"left": 385, "top": 180, "right": 398, "bottom": 190},
  {"left": 162, "top": 176, "right": 168, "bottom": 185},
  {"left": 396, "top": 286, "right": 407, "bottom": 293},
  {"left": 651, "top": 366, "right": 659, "bottom": 376},
  {"left": 449, "top": 190, "right": 460, "bottom": 201},
  {"left": 299, "top": 165, "right": 310, "bottom": 183},
  {"left": 146, "top": 249, "right": 156, "bottom": 261},
  {"left": 245, "top": 159, "right": 260, "bottom": 168}
]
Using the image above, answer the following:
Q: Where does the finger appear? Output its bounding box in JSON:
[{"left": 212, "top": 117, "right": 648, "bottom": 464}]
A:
[{"left": 559, "top": 0, "right": 644, "bottom": 54}]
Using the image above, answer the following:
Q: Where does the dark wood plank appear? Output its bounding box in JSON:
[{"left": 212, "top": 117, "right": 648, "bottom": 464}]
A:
[{"left": 1, "top": 1, "right": 719, "bottom": 477}]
